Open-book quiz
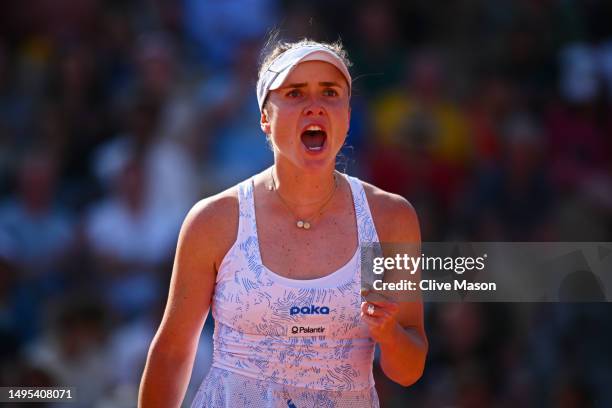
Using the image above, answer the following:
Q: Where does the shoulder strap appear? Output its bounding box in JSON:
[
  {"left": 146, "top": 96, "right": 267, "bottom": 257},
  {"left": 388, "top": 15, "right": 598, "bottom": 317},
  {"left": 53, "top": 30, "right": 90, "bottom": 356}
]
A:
[
  {"left": 236, "top": 177, "right": 258, "bottom": 240},
  {"left": 345, "top": 175, "right": 380, "bottom": 245}
]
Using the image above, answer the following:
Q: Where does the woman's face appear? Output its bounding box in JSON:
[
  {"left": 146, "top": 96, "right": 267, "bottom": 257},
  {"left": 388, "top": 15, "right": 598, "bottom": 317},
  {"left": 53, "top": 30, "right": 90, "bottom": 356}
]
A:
[{"left": 261, "top": 60, "right": 351, "bottom": 171}]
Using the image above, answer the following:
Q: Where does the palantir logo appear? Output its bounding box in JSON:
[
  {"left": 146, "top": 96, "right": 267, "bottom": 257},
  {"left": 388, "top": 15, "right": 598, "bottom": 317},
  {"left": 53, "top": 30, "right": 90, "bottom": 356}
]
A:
[
  {"left": 289, "top": 305, "right": 330, "bottom": 315},
  {"left": 288, "top": 325, "right": 326, "bottom": 337}
]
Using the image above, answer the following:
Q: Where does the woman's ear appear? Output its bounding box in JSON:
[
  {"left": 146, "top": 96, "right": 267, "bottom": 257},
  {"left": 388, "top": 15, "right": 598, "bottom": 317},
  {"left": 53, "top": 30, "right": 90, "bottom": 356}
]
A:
[{"left": 260, "top": 109, "right": 271, "bottom": 134}]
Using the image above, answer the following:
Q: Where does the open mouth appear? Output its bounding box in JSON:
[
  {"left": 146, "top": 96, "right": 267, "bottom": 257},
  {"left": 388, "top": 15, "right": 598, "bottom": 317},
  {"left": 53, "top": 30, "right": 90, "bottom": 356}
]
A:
[{"left": 301, "top": 125, "right": 327, "bottom": 152}]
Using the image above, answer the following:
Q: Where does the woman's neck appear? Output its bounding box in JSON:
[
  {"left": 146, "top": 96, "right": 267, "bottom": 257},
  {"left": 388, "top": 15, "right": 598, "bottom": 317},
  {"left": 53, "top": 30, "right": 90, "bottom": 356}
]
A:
[{"left": 270, "top": 161, "right": 337, "bottom": 209}]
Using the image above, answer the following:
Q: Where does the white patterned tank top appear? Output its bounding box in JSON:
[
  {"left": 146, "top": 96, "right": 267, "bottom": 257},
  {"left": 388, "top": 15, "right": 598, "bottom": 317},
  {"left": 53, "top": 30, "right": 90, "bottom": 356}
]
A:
[{"left": 191, "top": 174, "right": 381, "bottom": 408}]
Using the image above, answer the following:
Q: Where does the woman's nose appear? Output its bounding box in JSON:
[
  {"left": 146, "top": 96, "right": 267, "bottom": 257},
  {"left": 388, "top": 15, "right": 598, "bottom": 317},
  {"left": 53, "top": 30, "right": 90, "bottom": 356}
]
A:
[{"left": 304, "top": 96, "right": 325, "bottom": 116}]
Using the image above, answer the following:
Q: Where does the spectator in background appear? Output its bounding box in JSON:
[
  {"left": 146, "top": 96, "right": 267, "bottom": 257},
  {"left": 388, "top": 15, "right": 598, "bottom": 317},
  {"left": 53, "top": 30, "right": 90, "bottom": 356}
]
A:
[
  {"left": 0, "top": 149, "right": 74, "bottom": 278},
  {"left": 350, "top": 1, "right": 405, "bottom": 97},
  {"left": 0, "top": 40, "right": 34, "bottom": 191},
  {"left": 0, "top": 148, "right": 75, "bottom": 346},
  {"left": 86, "top": 155, "right": 174, "bottom": 322},
  {"left": 182, "top": 0, "right": 279, "bottom": 69},
  {"left": 107, "top": 32, "right": 201, "bottom": 219},
  {"left": 123, "top": 32, "right": 179, "bottom": 108},
  {"left": 195, "top": 40, "right": 273, "bottom": 190},
  {"left": 545, "top": 41, "right": 612, "bottom": 240},
  {"left": 551, "top": 42, "right": 612, "bottom": 194},
  {"left": 460, "top": 113, "right": 554, "bottom": 240},
  {"left": 103, "top": 292, "right": 215, "bottom": 407},
  {"left": 93, "top": 94, "right": 198, "bottom": 245},
  {"left": 367, "top": 51, "right": 472, "bottom": 239},
  {"left": 466, "top": 75, "right": 516, "bottom": 170},
  {"left": 45, "top": 41, "right": 111, "bottom": 204},
  {"left": 370, "top": 51, "right": 471, "bottom": 199},
  {"left": 24, "top": 297, "right": 113, "bottom": 408}
]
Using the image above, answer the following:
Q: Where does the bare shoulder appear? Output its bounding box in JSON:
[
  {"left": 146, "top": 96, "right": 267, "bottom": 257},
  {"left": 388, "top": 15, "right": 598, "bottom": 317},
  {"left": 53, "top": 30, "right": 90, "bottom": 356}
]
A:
[
  {"left": 180, "top": 185, "right": 239, "bottom": 268},
  {"left": 151, "top": 185, "right": 239, "bottom": 355},
  {"left": 361, "top": 181, "right": 420, "bottom": 243},
  {"left": 186, "top": 185, "right": 238, "bottom": 228}
]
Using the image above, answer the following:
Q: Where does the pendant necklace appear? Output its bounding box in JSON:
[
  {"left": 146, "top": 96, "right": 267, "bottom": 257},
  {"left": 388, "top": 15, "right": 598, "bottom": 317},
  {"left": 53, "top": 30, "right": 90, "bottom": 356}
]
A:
[{"left": 269, "top": 169, "right": 338, "bottom": 230}]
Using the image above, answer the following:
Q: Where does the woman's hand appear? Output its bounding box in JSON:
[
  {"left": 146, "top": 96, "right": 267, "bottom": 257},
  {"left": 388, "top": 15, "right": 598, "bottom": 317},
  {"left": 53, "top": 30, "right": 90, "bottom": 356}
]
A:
[{"left": 360, "top": 289, "right": 402, "bottom": 347}]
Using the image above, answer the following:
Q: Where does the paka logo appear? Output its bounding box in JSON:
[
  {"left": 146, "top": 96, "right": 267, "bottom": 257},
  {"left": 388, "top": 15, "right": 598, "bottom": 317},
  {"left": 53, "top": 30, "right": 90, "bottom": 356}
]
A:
[{"left": 289, "top": 305, "right": 330, "bottom": 315}]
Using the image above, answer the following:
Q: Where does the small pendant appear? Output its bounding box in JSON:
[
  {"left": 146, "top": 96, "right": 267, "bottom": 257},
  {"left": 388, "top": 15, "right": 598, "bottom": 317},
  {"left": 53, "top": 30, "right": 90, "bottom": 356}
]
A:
[{"left": 296, "top": 220, "right": 311, "bottom": 229}]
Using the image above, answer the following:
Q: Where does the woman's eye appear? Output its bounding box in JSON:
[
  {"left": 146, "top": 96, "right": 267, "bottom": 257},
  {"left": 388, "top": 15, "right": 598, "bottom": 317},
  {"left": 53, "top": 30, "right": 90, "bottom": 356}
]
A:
[
  {"left": 323, "top": 88, "right": 338, "bottom": 97},
  {"left": 287, "top": 89, "right": 302, "bottom": 97}
]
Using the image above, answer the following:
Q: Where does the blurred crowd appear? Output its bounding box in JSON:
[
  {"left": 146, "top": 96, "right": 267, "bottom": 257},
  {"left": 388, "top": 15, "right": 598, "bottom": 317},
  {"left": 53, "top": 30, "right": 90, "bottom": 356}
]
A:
[{"left": 0, "top": 0, "right": 611, "bottom": 407}]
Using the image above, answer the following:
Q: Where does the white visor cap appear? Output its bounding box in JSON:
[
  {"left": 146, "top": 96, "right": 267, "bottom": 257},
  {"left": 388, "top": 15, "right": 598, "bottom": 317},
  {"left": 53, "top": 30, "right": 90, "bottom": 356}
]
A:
[{"left": 256, "top": 45, "right": 352, "bottom": 111}]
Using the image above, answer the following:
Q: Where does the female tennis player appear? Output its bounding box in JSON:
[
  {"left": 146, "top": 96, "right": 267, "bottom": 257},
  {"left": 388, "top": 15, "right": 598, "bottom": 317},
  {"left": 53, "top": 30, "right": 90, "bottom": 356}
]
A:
[{"left": 139, "top": 38, "right": 427, "bottom": 407}]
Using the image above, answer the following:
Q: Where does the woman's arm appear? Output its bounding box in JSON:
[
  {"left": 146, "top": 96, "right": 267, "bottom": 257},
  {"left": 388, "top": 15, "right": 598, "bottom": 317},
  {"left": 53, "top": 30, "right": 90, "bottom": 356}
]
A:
[
  {"left": 362, "top": 187, "right": 428, "bottom": 387},
  {"left": 138, "top": 192, "right": 237, "bottom": 408},
  {"left": 364, "top": 293, "right": 427, "bottom": 386}
]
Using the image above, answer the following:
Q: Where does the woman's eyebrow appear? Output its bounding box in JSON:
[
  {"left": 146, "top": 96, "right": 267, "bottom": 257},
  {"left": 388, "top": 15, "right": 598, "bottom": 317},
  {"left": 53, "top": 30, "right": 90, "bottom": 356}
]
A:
[
  {"left": 282, "top": 83, "right": 308, "bottom": 89},
  {"left": 281, "top": 81, "right": 343, "bottom": 89},
  {"left": 319, "top": 81, "right": 342, "bottom": 87}
]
